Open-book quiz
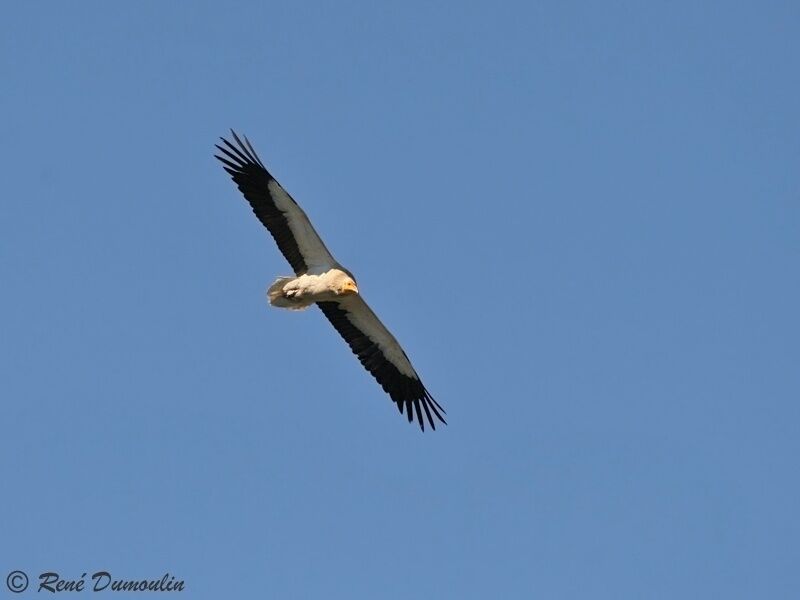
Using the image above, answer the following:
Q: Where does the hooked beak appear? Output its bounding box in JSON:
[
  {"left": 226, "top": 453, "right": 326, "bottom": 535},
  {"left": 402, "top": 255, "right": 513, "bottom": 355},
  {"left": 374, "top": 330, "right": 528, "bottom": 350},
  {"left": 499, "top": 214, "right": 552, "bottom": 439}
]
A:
[{"left": 342, "top": 281, "right": 359, "bottom": 295}]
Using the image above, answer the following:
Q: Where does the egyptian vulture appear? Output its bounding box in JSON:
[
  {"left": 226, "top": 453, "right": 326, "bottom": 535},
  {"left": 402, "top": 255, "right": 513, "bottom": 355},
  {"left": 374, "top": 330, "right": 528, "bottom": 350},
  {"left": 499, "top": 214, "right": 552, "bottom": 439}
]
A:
[{"left": 215, "top": 132, "right": 446, "bottom": 431}]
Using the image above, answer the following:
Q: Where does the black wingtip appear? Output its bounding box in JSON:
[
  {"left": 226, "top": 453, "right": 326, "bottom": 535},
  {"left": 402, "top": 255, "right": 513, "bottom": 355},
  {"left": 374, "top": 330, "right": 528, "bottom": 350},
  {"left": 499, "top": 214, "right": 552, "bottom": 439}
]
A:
[
  {"left": 216, "top": 131, "right": 270, "bottom": 174},
  {"left": 243, "top": 134, "right": 266, "bottom": 168},
  {"left": 404, "top": 390, "right": 447, "bottom": 432},
  {"left": 413, "top": 399, "right": 425, "bottom": 432}
]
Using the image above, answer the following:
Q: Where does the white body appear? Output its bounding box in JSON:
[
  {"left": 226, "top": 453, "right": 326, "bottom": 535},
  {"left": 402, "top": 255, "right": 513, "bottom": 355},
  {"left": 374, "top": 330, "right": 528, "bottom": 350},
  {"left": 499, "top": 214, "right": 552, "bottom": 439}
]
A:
[{"left": 268, "top": 268, "right": 356, "bottom": 310}]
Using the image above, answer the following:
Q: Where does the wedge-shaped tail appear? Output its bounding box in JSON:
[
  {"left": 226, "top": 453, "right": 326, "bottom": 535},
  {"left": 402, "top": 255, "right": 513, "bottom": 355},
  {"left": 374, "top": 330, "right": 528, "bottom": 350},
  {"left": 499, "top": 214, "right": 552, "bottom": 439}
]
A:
[{"left": 267, "top": 277, "right": 310, "bottom": 310}]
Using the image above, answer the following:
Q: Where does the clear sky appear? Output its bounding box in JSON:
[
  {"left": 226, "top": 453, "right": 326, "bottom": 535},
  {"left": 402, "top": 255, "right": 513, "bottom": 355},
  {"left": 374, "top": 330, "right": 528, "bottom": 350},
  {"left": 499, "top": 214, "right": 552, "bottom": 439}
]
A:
[{"left": 1, "top": 1, "right": 798, "bottom": 598}]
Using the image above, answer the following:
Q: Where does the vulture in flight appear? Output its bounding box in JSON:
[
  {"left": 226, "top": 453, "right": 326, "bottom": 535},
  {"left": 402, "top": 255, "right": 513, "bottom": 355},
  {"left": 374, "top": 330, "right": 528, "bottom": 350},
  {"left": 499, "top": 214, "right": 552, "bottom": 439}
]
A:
[{"left": 215, "top": 132, "right": 446, "bottom": 431}]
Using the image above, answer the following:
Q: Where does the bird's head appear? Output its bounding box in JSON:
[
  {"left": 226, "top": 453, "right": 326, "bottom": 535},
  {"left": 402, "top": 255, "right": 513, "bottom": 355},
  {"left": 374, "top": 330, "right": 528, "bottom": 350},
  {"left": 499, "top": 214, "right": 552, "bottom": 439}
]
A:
[{"left": 339, "top": 277, "right": 359, "bottom": 296}]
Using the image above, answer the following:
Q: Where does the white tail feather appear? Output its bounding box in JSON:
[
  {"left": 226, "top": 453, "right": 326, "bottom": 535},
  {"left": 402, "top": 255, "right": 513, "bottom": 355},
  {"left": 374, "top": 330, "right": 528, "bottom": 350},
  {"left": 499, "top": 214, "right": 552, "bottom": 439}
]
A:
[{"left": 267, "top": 277, "right": 309, "bottom": 310}]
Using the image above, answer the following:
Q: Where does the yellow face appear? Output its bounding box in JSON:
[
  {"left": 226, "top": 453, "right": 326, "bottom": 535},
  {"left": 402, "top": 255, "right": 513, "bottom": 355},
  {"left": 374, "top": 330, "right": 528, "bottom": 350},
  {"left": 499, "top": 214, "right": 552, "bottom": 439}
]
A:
[{"left": 340, "top": 278, "right": 359, "bottom": 295}]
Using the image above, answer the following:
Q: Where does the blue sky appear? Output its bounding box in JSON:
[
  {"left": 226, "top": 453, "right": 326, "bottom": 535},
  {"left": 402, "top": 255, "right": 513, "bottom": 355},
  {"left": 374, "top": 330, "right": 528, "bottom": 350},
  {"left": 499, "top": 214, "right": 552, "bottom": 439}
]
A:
[{"left": 1, "top": 1, "right": 798, "bottom": 597}]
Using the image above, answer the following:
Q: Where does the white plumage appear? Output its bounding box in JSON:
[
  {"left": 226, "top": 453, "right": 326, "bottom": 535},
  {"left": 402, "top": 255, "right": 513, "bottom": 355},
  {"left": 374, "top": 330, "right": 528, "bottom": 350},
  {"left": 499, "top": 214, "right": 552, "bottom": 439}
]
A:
[{"left": 267, "top": 269, "right": 357, "bottom": 310}]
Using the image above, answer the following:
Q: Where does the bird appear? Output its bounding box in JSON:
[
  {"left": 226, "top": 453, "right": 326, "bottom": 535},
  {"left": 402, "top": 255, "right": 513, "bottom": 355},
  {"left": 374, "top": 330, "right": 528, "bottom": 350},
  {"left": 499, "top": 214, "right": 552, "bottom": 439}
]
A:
[{"left": 214, "top": 131, "right": 446, "bottom": 431}]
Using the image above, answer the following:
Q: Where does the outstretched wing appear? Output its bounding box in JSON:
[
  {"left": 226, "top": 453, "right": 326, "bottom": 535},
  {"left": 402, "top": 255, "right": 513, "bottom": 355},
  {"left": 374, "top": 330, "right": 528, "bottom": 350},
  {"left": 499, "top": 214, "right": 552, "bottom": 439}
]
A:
[
  {"left": 215, "top": 131, "right": 336, "bottom": 274},
  {"left": 317, "top": 296, "right": 446, "bottom": 431}
]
